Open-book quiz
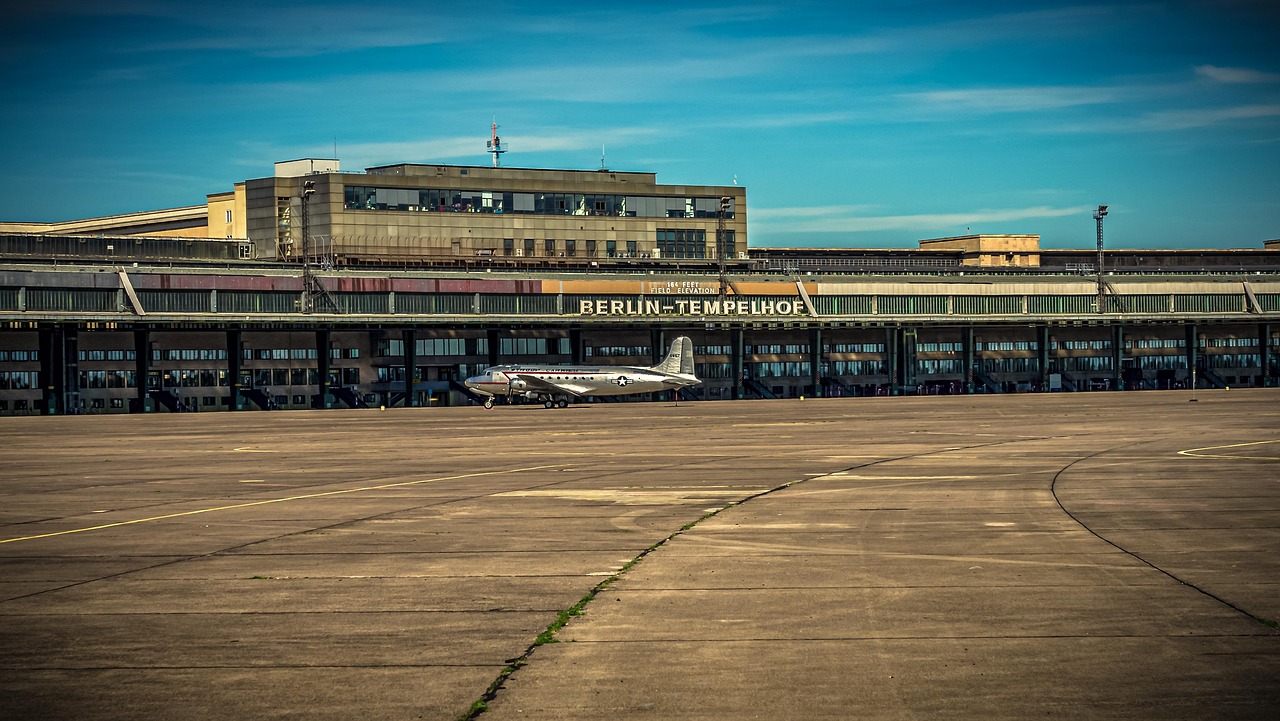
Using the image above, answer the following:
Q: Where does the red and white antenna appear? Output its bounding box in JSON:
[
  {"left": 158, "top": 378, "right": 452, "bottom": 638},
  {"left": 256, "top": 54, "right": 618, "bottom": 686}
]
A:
[{"left": 485, "top": 118, "right": 507, "bottom": 167}]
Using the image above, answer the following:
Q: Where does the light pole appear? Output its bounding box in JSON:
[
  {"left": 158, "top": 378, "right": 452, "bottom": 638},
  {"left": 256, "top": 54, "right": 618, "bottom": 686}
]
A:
[
  {"left": 300, "top": 181, "right": 316, "bottom": 314},
  {"left": 717, "top": 196, "right": 731, "bottom": 298},
  {"left": 1094, "top": 205, "right": 1108, "bottom": 313}
]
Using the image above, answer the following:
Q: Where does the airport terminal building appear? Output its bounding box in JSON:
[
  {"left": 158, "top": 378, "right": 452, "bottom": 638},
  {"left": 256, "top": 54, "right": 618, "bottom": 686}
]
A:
[{"left": 1, "top": 157, "right": 1277, "bottom": 415}]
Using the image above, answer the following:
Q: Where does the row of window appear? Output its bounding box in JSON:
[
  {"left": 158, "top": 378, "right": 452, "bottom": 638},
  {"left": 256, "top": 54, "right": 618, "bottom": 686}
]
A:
[
  {"left": 379, "top": 338, "right": 478, "bottom": 358},
  {"left": 343, "top": 187, "right": 736, "bottom": 219},
  {"left": 143, "top": 368, "right": 362, "bottom": 389},
  {"left": 916, "top": 343, "right": 964, "bottom": 353},
  {"left": 829, "top": 343, "right": 887, "bottom": 354},
  {"left": 747, "top": 344, "right": 810, "bottom": 354},
  {"left": 0, "top": 371, "right": 37, "bottom": 389},
  {"left": 586, "top": 345, "right": 650, "bottom": 357},
  {"left": 502, "top": 337, "right": 570, "bottom": 356},
  {"left": 828, "top": 360, "right": 888, "bottom": 376},
  {"left": 655, "top": 228, "right": 737, "bottom": 259},
  {"left": 919, "top": 359, "right": 963, "bottom": 374},
  {"left": 68, "top": 348, "right": 363, "bottom": 362},
  {"left": 380, "top": 337, "right": 571, "bottom": 357},
  {"left": 504, "top": 238, "right": 636, "bottom": 258}
]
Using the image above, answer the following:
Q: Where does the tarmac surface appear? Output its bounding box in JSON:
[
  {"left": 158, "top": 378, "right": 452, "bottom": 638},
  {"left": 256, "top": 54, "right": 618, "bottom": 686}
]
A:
[{"left": 1, "top": 389, "right": 1278, "bottom": 720}]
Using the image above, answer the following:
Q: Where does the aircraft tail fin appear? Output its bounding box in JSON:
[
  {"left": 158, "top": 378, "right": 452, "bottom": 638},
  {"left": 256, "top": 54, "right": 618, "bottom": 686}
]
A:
[{"left": 652, "top": 336, "right": 696, "bottom": 377}]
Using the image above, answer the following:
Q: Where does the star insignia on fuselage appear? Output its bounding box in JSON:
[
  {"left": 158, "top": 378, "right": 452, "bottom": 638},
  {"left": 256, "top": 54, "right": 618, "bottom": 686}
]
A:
[{"left": 614, "top": 376, "right": 634, "bottom": 386}]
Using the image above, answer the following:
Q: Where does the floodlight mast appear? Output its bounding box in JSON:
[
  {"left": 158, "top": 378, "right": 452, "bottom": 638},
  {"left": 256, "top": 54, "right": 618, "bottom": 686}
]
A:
[
  {"left": 301, "top": 181, "right": 316, "bottom": 314},
  {"left": 1094, "top": 204, "right": 1108, "bottom": 313},
  {"left": 717, "top": 196, "right": 731, "bottom": 298},
  {"left": 298, "top": 180, "right": 338, "bottom": 314}
]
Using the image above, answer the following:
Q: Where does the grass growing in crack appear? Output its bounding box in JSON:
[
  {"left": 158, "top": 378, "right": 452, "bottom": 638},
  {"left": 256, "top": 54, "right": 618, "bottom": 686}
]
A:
[{"left": 458, "top": 500, "right": 749, "bottom": 720}]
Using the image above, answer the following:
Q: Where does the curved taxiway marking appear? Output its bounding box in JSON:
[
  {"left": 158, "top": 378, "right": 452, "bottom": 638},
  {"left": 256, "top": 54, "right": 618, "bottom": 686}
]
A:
[
  {"left": 0, "top": 464, "right": 561, "bottom": 545},
  {"left": 1177, "top": 439, "right": 1280, "bottom": 461}
]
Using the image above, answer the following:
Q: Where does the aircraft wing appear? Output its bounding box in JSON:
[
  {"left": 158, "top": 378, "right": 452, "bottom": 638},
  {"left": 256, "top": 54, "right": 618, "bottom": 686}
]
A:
[{"left": 510, "top": 373, "right": 584, "bottom": 397}]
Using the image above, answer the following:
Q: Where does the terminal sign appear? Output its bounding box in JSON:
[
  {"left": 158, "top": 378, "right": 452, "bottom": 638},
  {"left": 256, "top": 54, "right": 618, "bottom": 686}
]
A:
[
  {"left": 579, "top": 297, "right": 803, "bottom": 317},
  {"left": 645, "top": 280, "right": 719, "bottom": 295}
]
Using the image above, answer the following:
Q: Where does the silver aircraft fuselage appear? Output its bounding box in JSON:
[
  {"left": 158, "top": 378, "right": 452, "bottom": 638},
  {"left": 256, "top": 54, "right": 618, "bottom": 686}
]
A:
[{"left": 463, "top": 336, "right": 700, "bottom": 408}]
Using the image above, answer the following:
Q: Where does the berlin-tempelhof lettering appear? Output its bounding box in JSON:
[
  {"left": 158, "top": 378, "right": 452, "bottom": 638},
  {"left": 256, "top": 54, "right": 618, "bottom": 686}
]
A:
[{"left": 579, "top": 298, "right": 804, "bottom": 316}]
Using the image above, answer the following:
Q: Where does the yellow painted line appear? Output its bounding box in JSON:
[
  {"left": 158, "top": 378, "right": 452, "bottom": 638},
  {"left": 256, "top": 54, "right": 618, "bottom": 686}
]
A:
[
  {"left": 0, "top": 464, "right": 561, "bottom": 545},
  {"left": 1177, "top": 439, "right": 1280, "bottom": 460}
]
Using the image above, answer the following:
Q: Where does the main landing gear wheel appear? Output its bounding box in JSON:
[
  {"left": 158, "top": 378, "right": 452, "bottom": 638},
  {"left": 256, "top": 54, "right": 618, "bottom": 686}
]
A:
[
  {"left": 484, "top": 397, "right": 494, "bottom": 410},
  {"left": 544, "top": 400, "right": 555, "bottom": 409},
  {"left": 557, "top": 399, "right": 569, "bottom": 408}
]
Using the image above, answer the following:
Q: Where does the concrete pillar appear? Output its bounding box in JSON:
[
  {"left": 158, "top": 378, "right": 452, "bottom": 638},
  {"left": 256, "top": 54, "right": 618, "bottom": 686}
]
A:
[
  {"left": 1037, "top": 325, "right": 1050, "bottom": 390},
  {"left": 314, "top": 329, "right": 331, "bottom": 409},
  {"left": 402, "top": 328, "right": 417, "bottom": 408},
  {"left": 650, "top": 327, "right": 667, "bottom": 402},
  {"left": 226, "top": 329, "right": 241, "bottom": 411},
  {"left": 731, "top": 327, "right": 744, "bottom": 400},
  {"left": 809, "top": 327, "right": 823, "bottom": 398},
  {"left": 962, "top": 326, "right": 975, "bottom": 394},
  {"left": 487, "top": 328, "right": 500, "bottom": 368},
  {"left": 1184, "top": 324, "right": 1198, "bottom": 388},
  {"left": 885, "top": 327, "right": 899, "bottom": 396},
  {"left": 1113, "top": 325, "right": 1125, "bottom": 390},
  {"left": 1259, "top": 323, "right": 1273, "bottom": 387},
  {"left": 650, "top": 327, "right": 666, "bottom": 366},
  {"left": 900, "top": 328, "right": 916, "bottom": 392},
  {"left": 39, "top": 324, "right": 77, "bottom": 415},
  {"left": 570, "top": 329, "right": 584, "bottom": 365},
  {"left": 134, "top": 329, "right": 151, "bottom": 413}
]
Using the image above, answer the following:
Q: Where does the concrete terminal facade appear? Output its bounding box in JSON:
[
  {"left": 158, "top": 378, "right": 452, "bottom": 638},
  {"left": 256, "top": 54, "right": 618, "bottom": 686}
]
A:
[
  {"left": 1, "top": 160, "right": 1278, "bottom": 415},
  {"left": 1, "top": 259, "right": 1278, "bottom": 415}
]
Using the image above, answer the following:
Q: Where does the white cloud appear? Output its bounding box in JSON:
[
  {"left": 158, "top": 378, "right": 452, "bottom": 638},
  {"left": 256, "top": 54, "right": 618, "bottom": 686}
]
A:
[
  {"left": 900, "top": 86, "right": 1125, "bottom": 114},
  {"left": 1195, "top": 65, "right": 1280, "bottom": 84},
  {"left": 1138, "top": 103, "right": 1280, "bottom": 131}
]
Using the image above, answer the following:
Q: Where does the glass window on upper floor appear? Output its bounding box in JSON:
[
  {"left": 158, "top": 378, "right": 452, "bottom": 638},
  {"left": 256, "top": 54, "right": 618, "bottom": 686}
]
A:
[
  {"left": 343, "top": 186, "right": 735, "bottom": 219},
  {"left": 500, "top": 337, "right": 550, "bottom": 355},
  {"left": 656, "top": 229, "right": 707, "bottom": 259}
]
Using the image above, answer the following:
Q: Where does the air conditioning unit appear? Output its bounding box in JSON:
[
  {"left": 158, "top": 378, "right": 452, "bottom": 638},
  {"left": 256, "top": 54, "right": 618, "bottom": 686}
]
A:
[
  {"left": 651, "top": 248, "right": 662, "bottom": 259},
  {"left": 738, "top": 252, "right": 749, "bottom": 260},
  {"left": 514, "top": 248, "right": 524, "bottom": 257}
]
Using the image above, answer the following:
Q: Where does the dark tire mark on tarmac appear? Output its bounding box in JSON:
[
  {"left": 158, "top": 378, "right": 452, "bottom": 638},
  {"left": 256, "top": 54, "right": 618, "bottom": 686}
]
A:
[{"left": 1050, "top": 443, "right": 1280, "bottom": 631}]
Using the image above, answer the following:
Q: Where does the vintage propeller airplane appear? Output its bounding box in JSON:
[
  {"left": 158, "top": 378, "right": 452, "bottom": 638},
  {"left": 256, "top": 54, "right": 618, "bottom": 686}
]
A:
[{"left": 463, "top": 336, "right": 700, "bottom": 409}]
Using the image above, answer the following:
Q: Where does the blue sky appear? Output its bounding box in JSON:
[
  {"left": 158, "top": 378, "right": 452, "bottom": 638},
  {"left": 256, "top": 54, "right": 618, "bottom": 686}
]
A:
[{"left": 1, "top": 1, "right": 1277, "bottom": 249}]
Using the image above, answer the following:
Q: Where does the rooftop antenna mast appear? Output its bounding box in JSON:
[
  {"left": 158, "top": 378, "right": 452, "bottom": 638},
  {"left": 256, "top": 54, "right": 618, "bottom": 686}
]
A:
[{"left": 486, "top": 119, "right": 506, "bottom": 168}]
